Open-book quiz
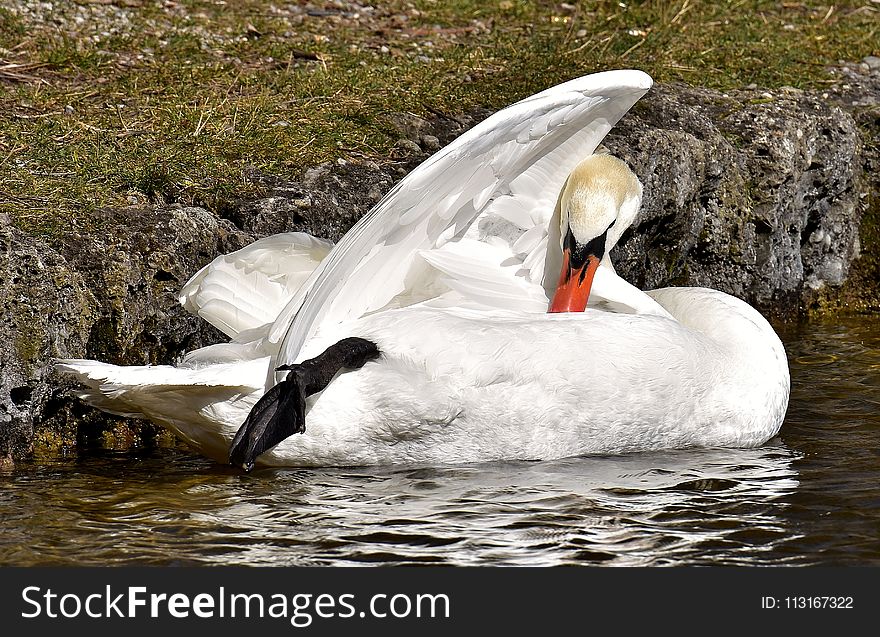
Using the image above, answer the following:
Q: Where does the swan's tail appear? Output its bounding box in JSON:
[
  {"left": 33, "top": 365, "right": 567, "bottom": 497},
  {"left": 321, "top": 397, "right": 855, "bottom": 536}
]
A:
[{"left": 56, "top": 357, "right": 271, "bottom": 463}]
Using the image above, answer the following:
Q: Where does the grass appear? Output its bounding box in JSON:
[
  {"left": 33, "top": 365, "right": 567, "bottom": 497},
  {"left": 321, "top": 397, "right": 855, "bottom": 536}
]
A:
[{"left": 0, "top": 0, "right": 877, "bottom": 235}]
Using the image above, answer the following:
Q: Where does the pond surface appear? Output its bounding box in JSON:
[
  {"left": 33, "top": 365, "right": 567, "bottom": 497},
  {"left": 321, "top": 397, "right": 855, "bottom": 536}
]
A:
[{"left": 1, "top": 318, "right": 879, "bottom": 566}]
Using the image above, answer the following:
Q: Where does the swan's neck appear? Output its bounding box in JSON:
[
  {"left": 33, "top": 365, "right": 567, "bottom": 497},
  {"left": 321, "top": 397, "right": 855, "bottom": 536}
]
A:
[{"left": 589, "top": 266, "right": 673, "bottom": 319}]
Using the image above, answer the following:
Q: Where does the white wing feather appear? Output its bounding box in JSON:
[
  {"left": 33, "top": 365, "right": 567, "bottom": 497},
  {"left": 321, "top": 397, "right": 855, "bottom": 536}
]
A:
[
  {"left": 55, "top": 358, "right": 268, "bottom": 419},
  {"left": 180, "top": 232, "right": 332, "bottom": 338},
  {"left": 56, "top": 358, "right": 270, "bottom": 463},
  {"left": 269, "top": 70, "right": 653, "bottom": 367},
  {"left": 419, "top": 239, "right": 549, "bottom": 312}
]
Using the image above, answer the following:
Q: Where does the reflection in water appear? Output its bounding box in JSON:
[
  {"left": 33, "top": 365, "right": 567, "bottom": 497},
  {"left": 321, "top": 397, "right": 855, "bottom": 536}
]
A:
[
  {"left": 0, "top": 447, "right": 799, "bottom": 566},
  {"left": 0, "top": 318, "right": 878, "bottom": 566}
]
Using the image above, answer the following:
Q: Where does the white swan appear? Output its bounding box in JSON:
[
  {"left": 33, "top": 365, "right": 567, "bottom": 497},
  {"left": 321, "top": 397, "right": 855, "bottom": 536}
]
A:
[{"left": 58, "top": 70, "right": 790, "bottom": 469}]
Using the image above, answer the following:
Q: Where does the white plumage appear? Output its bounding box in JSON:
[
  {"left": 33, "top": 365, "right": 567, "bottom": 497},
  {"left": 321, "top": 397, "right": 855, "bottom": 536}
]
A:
[
  {"left": 58, "top": 70, "right": 790, "bottom": 468},
  {"left": 180, "top": 232, "right": 333, "bottom": 339}
]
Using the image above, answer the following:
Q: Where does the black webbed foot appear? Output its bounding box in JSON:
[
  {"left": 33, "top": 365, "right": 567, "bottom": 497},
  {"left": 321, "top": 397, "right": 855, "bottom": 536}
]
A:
[
  {"left": 229, "top": 337, "right": 380, "bottom": 471},
  {"left": 228, "top": 372, "right": 308, "bottom": 472}
]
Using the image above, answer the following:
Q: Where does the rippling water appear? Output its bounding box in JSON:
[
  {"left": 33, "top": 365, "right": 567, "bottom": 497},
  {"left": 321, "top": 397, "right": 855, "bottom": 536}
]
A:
[{"left": 2, "top": 318, "right": 878, "bottom": 566}]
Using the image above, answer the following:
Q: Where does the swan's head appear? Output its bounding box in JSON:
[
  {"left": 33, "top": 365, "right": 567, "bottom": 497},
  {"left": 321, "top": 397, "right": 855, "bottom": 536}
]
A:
[{"left": 549, "top": 153, "right": 642, "bottom": 312}]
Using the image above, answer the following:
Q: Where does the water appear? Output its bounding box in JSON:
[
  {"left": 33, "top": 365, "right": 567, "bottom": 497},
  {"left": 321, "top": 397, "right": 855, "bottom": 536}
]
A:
[{"left": 1, "top": 318, "right": 878, "bottom": 566}]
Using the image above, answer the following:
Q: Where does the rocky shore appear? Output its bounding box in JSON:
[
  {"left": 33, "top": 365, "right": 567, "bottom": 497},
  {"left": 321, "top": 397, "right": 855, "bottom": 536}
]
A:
[{"left": 1, "top": 66, "right": 878, "bottom": 463}]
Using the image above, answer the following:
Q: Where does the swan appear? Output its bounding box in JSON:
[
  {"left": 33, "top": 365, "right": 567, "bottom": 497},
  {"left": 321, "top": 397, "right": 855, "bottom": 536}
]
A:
[{"left": 58, "top": 70, "right": 790, "bottom": 470}]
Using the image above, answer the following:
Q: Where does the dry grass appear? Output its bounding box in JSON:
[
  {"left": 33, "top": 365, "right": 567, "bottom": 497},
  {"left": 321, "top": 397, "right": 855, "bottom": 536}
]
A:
[{"left": 0, "top": 0, "right": 877, "bottom": 234}]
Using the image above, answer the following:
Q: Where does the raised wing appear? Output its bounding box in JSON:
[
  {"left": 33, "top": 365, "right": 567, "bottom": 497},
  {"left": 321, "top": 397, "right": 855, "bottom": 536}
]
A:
[{"left": 271, "top": 70, "right": 653, "bottom": 367}]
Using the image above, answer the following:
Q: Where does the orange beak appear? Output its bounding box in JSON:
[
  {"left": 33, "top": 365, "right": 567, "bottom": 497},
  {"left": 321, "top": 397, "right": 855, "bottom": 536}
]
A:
[{"left": 549, "top": 248, "right": 601, "bottom": 313}]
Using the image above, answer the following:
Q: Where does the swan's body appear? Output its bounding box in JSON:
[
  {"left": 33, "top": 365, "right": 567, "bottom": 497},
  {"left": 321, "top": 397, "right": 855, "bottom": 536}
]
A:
[
  {"left": 250, "top": 292, "right": 787, "bottom": 467},
  {"left": 59, "top": 70, "right": 790, "bottom": 468}
]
